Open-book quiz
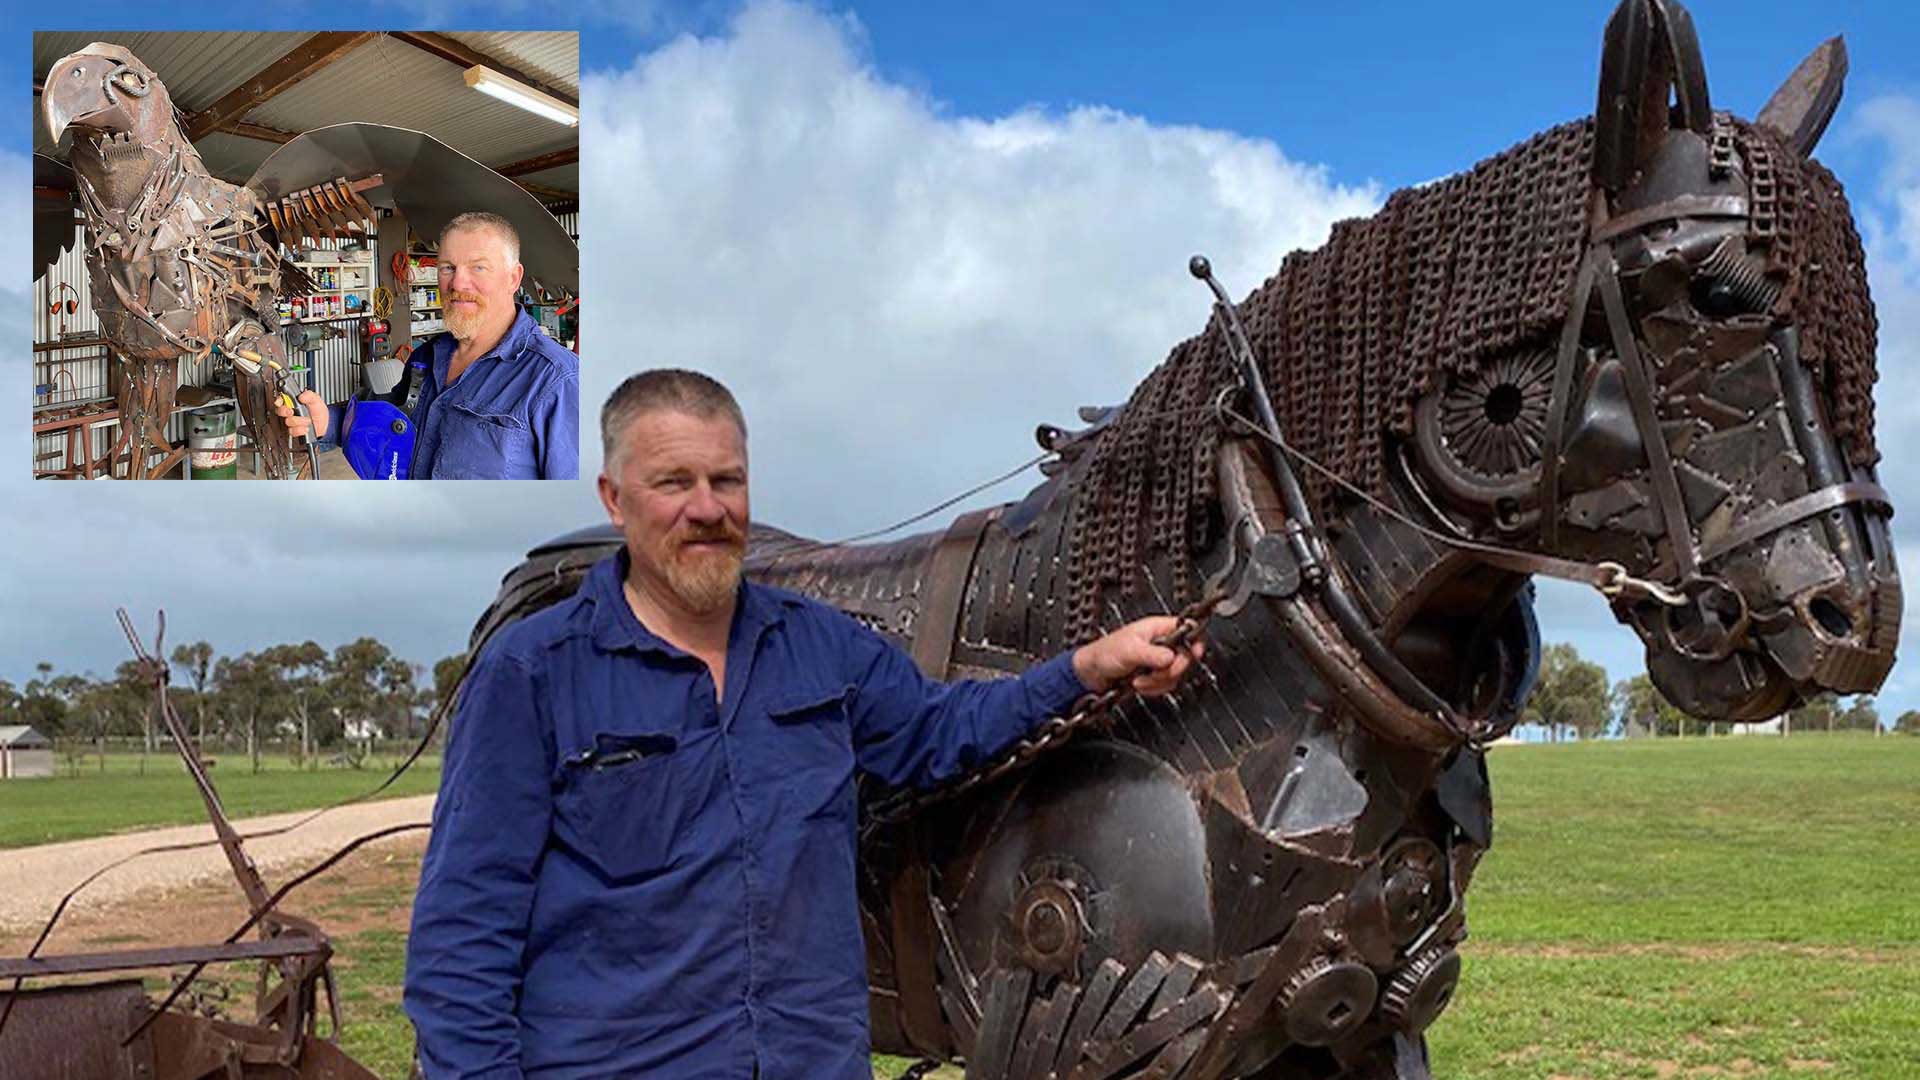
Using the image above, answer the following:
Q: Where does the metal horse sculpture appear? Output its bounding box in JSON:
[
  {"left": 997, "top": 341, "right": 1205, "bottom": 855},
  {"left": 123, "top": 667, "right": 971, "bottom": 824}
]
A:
[{"left": 476, "top": 2, "right": 1895, "bottom": 1076}]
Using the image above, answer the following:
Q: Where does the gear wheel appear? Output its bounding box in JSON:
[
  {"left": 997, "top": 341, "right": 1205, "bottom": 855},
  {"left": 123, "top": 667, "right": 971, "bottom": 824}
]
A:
[
  {"left": 1380, "top": 946, "right": 1462, "bottom": 1033},
  {"left": 1275, "top": 957, "right": 1377, "bottom": 1047},
  {"left": 1437, "top": 348, "right": 1555, "bottom": 478}
]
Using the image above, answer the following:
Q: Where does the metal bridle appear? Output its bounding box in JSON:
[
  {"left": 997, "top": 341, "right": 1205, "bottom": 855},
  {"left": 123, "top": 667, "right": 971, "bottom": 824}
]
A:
[{"left": 1536, "top": 236, "right": 1891, "bottom": 662}]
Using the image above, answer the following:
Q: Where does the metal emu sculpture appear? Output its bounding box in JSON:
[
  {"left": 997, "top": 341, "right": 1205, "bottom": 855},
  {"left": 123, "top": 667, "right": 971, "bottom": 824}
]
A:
[
  {"left": 474, "top": 3, "right": 1896, "bottom": 1077},
  {"left": 40, "top": 40, "right": 580, "bottom": 480},
  {"left": 42, "top": 43, "right": 311, "bottom": 480}
]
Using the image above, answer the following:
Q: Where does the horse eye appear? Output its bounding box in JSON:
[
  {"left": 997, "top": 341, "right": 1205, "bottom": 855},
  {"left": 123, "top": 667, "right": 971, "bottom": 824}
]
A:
[{"left": 1689, "top": 276, "right": 1751, "bottom": 320}]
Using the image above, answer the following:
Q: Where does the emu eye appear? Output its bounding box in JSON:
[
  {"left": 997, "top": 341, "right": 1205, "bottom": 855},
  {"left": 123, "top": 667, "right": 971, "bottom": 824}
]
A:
[{"left": 1689, "top": 276, "right": 1751, "bottom": 320}]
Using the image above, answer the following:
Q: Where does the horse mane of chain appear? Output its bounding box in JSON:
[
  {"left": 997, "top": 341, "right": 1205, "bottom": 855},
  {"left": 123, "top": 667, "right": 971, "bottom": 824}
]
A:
[{"left": 1063, "top": 116, "right": 1879, "bottom": 646}]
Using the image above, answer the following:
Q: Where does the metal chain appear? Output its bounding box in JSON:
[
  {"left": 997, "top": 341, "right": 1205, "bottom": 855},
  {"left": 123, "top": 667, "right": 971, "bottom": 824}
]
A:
[
  {"left": 867, "top": 588, "right": 1225, "bottom": 826},
  {"left": 1064, "top": 119, "right": 1595, "bottom": 647}
]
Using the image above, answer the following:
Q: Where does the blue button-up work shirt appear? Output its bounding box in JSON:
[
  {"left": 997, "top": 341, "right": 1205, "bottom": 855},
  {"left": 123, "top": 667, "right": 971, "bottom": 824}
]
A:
[
  {"left": 411, "top": 306, "right": 578, "bottom": 479},
  {"left": 404, "top": 548, "right": 1089, "bottom": 1078}
]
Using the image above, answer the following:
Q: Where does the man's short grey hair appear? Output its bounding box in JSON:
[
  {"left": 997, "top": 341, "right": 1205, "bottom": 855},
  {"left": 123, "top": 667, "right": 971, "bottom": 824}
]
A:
[
  {"left": 602, "top": 369, "right": 748, "bottom": 475},
  {"left": 440, "top": 211, "right": 520, "bottom": 266}
]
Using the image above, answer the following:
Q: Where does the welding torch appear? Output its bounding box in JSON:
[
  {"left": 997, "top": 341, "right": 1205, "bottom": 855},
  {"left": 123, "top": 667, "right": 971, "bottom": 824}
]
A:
[{"left": 227, "top": 348, "right": 321, "bottom": 480}]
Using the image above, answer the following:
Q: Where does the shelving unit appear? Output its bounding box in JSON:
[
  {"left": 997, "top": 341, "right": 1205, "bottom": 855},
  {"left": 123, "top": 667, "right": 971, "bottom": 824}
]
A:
[
  {"left": 288, "top": 255, "right": 376, "bottom": 324},
  {"left": 403, "top": 248, "right": 443, "bottom": 340}
]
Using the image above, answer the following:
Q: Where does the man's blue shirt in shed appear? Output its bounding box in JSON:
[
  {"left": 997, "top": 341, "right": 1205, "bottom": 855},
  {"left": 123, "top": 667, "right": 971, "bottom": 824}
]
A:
[
  {"left": 404, "top": 547, "right": 1089, "bottom": 1079},
  {"left": 410, "top": 305, "right": 578, "bottom": 479}
]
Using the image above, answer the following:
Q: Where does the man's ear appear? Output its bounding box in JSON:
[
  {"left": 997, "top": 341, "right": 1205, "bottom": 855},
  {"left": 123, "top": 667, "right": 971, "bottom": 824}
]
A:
[
  {"left": 597, "top": 471, "right": 624, "bottom": 528},
  {"left": 510, "top": 261, "right": 526, "bottom": 295}
]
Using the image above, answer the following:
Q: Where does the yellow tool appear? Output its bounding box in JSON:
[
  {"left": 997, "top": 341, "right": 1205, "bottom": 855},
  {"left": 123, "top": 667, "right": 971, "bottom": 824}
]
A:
[{"left": 229, "top": 348, "right": 321, "bottom": 479}]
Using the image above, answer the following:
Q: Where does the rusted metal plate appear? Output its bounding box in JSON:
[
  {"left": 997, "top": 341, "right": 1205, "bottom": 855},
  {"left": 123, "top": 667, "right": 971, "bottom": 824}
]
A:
[{"left": 0, "top": 981, "right": 155, "bottom": 1080}]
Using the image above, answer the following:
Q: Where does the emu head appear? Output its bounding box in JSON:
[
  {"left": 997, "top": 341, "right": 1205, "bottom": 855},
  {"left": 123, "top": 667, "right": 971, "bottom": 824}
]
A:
[
  {"left": 43, "top": 43, "right": 178, "bottom": 175},
  {"left": 1410, "top": 0, "right": 1897, "bottom": 721}
]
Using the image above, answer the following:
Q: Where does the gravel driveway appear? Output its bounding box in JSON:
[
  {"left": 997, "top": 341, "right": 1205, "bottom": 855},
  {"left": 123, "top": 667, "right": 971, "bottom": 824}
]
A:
[{"left": 0, "top": 794, "right": 436, "bottom": 934}]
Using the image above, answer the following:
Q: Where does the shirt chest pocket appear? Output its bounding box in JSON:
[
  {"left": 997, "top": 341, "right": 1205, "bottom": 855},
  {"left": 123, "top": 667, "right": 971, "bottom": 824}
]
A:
[
  {"left": 555, "top": 731, "right": 683, "bottom": 881},
  {"left": 767, "top": 685, "right": 856, "bottom": 821},
  {"left": 436, "top": 403, "right": 535, "bottom": 479}
]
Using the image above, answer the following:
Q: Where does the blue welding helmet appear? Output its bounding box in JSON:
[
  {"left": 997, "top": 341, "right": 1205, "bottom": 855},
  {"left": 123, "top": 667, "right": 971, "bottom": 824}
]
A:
[{"left": 341, "top": 398, "right": 414, "bottom": 480}]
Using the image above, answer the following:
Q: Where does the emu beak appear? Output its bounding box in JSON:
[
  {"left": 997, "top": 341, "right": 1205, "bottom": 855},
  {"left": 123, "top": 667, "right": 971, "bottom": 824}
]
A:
[{"left": 42, "top": 55, "right": 118, "bottom": 145}]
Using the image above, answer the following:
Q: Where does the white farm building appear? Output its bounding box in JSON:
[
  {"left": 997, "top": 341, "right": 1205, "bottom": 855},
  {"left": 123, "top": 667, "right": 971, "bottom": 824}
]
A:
[{"left": 0, "top": 726, "right": 54, "bottom": 779}]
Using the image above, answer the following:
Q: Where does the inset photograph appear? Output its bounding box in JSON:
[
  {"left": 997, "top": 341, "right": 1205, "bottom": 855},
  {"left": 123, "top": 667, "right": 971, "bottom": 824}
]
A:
[{"left": 31, "top": 31, "right": 580, "bottom": 480}]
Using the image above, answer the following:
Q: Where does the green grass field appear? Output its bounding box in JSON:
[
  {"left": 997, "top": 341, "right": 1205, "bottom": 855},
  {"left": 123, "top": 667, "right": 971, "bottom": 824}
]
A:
[
  {"left": 1432, "top": 734, "right": 1919, "bottom": 1079},
  {"left": 0, "top": 751, "right": 441, "bottom": 848},
  {"left": 19, "top": 735, "right": 1916, "bottom": 1077}
]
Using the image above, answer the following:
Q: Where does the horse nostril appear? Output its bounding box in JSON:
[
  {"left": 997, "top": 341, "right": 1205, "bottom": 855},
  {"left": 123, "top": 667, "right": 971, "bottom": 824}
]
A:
[{"left": 1809, "top": 596, "right": 1853, "bottom": 638}]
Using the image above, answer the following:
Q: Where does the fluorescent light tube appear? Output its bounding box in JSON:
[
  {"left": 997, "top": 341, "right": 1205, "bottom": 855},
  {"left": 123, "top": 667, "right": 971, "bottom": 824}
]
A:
[{"left": 464, "top": 65, "right": 579, "bottom": 128}]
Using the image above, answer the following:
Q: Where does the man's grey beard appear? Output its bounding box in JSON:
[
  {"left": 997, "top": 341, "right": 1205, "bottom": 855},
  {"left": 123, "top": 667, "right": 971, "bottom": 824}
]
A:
[
  {"left": 444, "top": 301, "right": 484, "bottom": 341},
  {"left": 663, "top": 545, "right": 744, "bottom": 614}
]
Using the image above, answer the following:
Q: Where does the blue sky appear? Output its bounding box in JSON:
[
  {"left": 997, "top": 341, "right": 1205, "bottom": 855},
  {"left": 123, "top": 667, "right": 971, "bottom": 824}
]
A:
[{"left": 7, "top": 1, "right": 1920, "bottom": 729}]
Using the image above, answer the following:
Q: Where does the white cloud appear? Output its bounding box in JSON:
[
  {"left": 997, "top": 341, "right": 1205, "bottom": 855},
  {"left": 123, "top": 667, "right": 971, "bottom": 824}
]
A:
[{"left": 575, "top": 0, "right": 1379, "bottom": 537}]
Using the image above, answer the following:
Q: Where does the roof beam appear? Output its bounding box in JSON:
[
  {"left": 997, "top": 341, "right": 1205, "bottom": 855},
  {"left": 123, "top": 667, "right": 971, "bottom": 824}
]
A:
[
  {"left": 389, "top": 32, "right": 578, "bottom": 109},
  {"left": 185, "top": 31, "right": 375, "bottom": 142},
  {"left": 496, "top": 147, "right": 578, "bottom": 178},
  {"left": 219, "top": 120, "right": 298, "bottom": 144},
  {"left": 514, "top": 179, "right": 574, "bottom": 203}
]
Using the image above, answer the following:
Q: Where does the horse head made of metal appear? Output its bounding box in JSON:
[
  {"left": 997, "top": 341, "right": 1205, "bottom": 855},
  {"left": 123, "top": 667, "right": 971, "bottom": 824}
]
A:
[{"left": 1404, "top": 0, "right": 1896, "bottom": 722}]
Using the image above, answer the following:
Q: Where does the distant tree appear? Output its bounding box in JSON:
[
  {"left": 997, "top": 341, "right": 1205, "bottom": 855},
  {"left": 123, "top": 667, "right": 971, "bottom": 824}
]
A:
[
  {"left": 0, "top": 679, "right": 20, "bottom": 724},
  {"left": 430, "top": 653, "right": 468, "bottom": 726},
  {"left": 262, "top": 642, "right": 329, "bottom": 764},
  {"left": 1896, "top": 710, "right": 1920, "bottom": 736},
  {"left": 1789, "top": 692, "right": 1841, "bottom": 735},
  {"left": 1839, "top": 696, "right": 1879, "bottom": 733},
  {"left": 108, "top": 659, "right": 161, "bottom": 772},
  {"left": 170, "top": 640, "right": 215, "bottom": 745},
  {"left": 327, "top": 638, "right": 401, "bottom": 748},
  {"left": 1614, "top": 674, "right": 1689, "bottom": 737},
  {"left": 213, "top": 653, "right": 280, "bottom": 773},
  {"left": 377, "top": 656, "right": 416, "bottom": 745},
  {"left": 1526, "top": 643, "right": 1612, "bottom": 741},
  {"left": 20, "top": 662, "right": 73, "bottom": 737}
]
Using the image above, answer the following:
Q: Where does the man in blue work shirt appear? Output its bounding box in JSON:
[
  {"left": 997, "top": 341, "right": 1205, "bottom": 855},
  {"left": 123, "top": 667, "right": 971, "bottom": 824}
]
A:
[
  {"left": 283, "top": 211, "right": 578, "bottom": 479},
  {"left": 403, "top": 369, "right": 1203, "bottom": 1077}
]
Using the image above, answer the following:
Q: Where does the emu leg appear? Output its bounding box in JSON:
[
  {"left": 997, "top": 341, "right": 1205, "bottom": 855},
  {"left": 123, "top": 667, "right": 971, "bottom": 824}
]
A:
[{"left": 111, "top": 356, "right": 179, "bottom": 479}]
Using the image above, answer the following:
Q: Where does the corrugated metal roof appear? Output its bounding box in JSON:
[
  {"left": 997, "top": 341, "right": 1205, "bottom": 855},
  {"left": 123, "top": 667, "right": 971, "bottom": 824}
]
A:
[
  {"left": 34, "top": 31, "right": 574, "bottom": 193},
  {"left": 244, "top": 36, "right": 577, "bottom": 179},
  {"left": 195, "top": 130, "right": 279, "bottom": 186},
  {"left": 445, "top": 31, "right": 579, "bottom": 98},
  {"left": 0, "top": 726, "right": 52, "bottom": 747},
  {"left": 517, "top": 163, "right": 579, "bottom": 191},
  {"left": 34, "top": 32, "right": 316, "bottom": 155}
]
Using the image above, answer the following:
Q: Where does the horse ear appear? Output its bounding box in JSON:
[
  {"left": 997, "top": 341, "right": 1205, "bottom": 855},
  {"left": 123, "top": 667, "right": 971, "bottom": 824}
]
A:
[
  {"left": 1593, "top": 0, "right": 1714, "bottom": 192},
  {"left": 1757, "top": 37, "right": 1848, "bottom": 157}
]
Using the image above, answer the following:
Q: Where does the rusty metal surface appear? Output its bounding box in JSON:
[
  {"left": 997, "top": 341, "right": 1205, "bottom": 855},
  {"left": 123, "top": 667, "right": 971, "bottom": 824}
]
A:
[
  {"left": 42, "top": 42, "right": 302, "bottom": 480},
  {"left": 0, "top": 938, "right": 324, "bottom": 980},
  {"left": 0, "top": 981, "right": 155, "bottom": 1080}
]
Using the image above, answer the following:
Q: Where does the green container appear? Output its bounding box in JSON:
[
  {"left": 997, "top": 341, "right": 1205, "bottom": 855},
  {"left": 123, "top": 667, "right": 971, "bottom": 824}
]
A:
[{"left": 188, "top": 404, "right": 238, "bottom": 480}]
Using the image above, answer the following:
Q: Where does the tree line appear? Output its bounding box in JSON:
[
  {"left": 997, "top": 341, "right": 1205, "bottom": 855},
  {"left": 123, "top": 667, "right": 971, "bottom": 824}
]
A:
[
  {"left": 1527, "top": 641, "right": 1920, "bottom": 740},
  {"left": 0, "top": 639, "right": 468, "bottom": 772}
]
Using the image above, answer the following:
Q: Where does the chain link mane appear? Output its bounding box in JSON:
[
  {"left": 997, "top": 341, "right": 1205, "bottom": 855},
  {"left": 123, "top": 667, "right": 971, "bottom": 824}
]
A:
[{"left": 1063, "top": 117, "right": 1878, "bottom": 645}]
